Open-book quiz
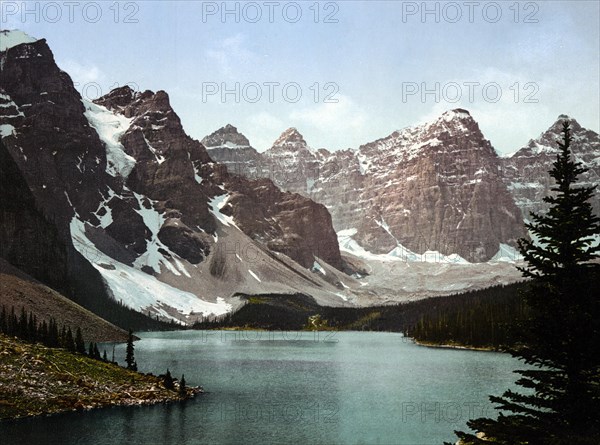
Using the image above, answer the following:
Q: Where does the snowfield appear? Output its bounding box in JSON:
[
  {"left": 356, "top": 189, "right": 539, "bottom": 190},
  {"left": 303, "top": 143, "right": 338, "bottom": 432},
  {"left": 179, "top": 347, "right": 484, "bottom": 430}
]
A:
[
  {"left": 337, "top": 228, "right": 469, "bottom": 264},
  {"left": 70, "top": 216, "right": 232, "bottom": 322},
  {"left": 336, "top": 228, "right": 524, "bottom": 303}
]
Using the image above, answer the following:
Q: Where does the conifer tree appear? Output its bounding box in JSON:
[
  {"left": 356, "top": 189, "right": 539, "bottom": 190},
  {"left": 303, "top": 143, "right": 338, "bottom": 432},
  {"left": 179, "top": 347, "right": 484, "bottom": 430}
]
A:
[
  {"left": 125, "top": 329, "right": 136, "bottom": 370},
  {"left": 75, "top": 327, "right": 85, "bottom": 354},
  {"left": 39, "top": 320, "right": 48, "bottom": 344},
  {"left": 60, "top": 326, "right": 68, "bottom": 348},
  {"left": 65, "top": 327, "right": 75, "bottom": 352},
  {"left": 163, "top": 369, "right": 175, "bottom": 390},
  {"left": 0, "top": 306, "right": 6, "bottom": 334},
  {"left": 27, "top": 312, "right": 36, "bottom": 342},
  {"left": 451, "top": 122, "right": 600, "bottom": 444},
  {"left": 18, "top": 307, "right": 27, "bottom": 339},
  {"left": 8, "top": 307, "right": 16, "bottom": 336},
  {"left": 179, "top": 375, "right": 187, "bottom": 397},
  {"left": 48, "top": 319, "right": 60, "bottom": 348}
]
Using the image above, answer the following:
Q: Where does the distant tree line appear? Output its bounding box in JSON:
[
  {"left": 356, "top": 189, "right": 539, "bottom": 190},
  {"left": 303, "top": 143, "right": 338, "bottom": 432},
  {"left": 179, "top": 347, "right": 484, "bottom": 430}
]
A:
[
  {"left": 0, "top": 305, "right": 107, "bottom": 362},
  {"left": 191, "top": 284, "right": 529, "bottom": 349},
  {"left": 404, "top": 282, "right": 529, "bottom": 348}
]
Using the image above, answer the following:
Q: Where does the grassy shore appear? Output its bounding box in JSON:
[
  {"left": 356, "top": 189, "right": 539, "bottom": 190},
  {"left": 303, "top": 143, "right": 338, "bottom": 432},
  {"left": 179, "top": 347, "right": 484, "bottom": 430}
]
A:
[{"left": 0, "top": 333, "right": 201, "bottom": 420}]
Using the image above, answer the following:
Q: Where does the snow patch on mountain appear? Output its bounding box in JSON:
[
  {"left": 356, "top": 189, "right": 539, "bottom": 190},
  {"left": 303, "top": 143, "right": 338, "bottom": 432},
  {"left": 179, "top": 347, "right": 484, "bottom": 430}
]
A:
[
  {"left": 337, "top": 229, "right": 469, "bottom": 264},
  {"left": 93, "top": 188, "right": 115, "bottom": 229},
  {"left": 248, "top": 270, "right": 261, "bottom": 282},
  {"left": 331, "top": 291, "right": 348, "bottom": 301},
  {"left": 312, "top": 260, "right": 326, "bottom": 275},
  {"left": 142, "top": 135, "right": 165, "bottom": 164},
  {"left": 0, "top": 30, "right": 37, "bottom": 52},
  {"left": 209, "top": 193, "right": 239, "bottom": 229},
  {"left": 70, "top": 216, "right": 230, "bottom": 322},
  {"left": 490, "top": 243, "right": 523, "bottom": 263},
  {"left": 0, "top": 123, "right": 15, "bottom": 137},
  {"left": 194, "top": 168, "right": 202, "bottom": 184},
  {"left": 130, "top": 192, "right": 189, "bottom": 277},
  {"left": 83, "top": 99, "right": 135, "bottom": 177}
]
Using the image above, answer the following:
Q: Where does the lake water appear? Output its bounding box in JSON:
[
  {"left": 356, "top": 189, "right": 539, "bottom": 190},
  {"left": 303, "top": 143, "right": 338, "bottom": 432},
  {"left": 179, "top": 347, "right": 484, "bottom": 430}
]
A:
[{"left": 2, "top": 331, "right": 522, "bottom": 445}]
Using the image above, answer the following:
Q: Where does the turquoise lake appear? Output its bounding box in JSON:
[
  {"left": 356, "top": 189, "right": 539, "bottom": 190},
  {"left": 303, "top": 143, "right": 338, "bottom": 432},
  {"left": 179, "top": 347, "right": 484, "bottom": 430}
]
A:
[{"left": 2, "top": 330, "right": 522, "bottom": 445}]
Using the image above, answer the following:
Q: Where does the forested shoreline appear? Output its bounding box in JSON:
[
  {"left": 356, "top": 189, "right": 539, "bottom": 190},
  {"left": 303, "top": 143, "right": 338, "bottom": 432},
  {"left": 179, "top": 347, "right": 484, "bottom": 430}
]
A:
[{"left": 191, "top": 282, "right": 529, "bottom": 350}]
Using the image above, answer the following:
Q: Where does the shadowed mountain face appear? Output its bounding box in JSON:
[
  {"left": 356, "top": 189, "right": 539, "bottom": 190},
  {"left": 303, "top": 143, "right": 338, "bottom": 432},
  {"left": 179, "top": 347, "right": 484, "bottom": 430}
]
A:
[
  {"left": 204, "top": 110, "right": 532, "bottom": 262},
  {"left": 0, "top": 32, "right": 346, "bottom": 324}
]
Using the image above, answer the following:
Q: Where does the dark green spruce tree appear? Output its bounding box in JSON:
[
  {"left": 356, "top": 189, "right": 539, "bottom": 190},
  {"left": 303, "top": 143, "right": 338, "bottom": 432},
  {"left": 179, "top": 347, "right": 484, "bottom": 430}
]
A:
[
  {"left": 179, "top": 374, "right": 187, "bottom": 397},
  {"left": 75, "top": 327, "right": 86, "bottom": 354},
  {"left": 163, "top": 369, "right": 175, "bottom": 390},
  {"left": 125, "top": 329, "right": 137, "bottom": 371},
  {"left": 451, "top": 122, "right": 600, "bottom": 444}
]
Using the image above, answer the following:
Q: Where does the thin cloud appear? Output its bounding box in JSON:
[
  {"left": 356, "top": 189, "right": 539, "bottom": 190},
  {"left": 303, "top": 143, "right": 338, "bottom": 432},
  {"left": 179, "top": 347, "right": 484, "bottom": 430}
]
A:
[
  {"left": 289, "top": 95, "right": 368, "bottom": 150},
  {"left": 206, "top": 34, "right": 258, "bottom": 79}
]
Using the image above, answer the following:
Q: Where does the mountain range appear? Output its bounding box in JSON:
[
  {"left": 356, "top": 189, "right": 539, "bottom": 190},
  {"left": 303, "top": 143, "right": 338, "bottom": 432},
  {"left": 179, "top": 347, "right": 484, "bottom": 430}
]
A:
[
  {"left": 204, "top": 112, "right": 599, "bottom": 263},
  {"left": 1, "top": 30, "right": 598, "bottom": 326}
]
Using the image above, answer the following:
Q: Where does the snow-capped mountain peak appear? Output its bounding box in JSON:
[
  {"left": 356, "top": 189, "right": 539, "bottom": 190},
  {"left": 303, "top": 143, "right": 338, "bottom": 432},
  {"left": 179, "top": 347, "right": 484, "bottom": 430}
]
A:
[
  {"left": 440, "top": 108, "right": 472, "bottom": 122},
  {"left": 426, "top": 108, "right": 478, "bottom": 134},
  {"left": 0, "top": 29, "right": 38, "bottom": 52},
  {"left": 271, "top": 127, "right": 309, "bottom": 150}
]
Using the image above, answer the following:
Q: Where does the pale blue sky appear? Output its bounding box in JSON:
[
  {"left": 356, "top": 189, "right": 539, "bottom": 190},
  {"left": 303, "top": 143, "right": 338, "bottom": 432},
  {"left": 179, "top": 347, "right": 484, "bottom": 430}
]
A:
[{"left": 3, "top": 1, "right": 599, "bottom": 154}]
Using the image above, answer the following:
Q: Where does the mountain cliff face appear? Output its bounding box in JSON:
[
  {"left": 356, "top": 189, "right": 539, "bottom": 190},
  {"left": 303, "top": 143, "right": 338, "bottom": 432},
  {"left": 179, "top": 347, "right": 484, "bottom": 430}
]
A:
[
  {"left": 0, "top": 31, "right": 347, "bottom": 324},
  {"left": 0, "top": 35, "right": 124, "bottom": 320},
  {"left": 328, "top": 110, "right": 527, "bottom": 262},
  {"left": 501, "top": 116, "right": 600, "bottom": 220},
  {"left": 205, "top": 110, "right": 527, "bottom": 262},
  {"left": 201, "top": 124, "right": 262, "bottom": 179}
]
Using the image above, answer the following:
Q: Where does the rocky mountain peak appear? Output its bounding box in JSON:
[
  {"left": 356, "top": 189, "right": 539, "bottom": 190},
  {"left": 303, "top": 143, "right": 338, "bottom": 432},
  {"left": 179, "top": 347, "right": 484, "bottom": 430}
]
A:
[
  {"left": 272, "top": 127, "right": 308, "bottom": 150},
  {"left": 549, "top": 114, "right": 582, "bottom": 133},
  {"left": 501, "top": 115, "right": 599, "bottom": 220},
  {"left": 428, "top": 108, "right": 478, "bottom": 133},
  {"left": 514, "top": 115, "right": 593, "bottom": 157},
  {"left": 93, "top": 85, "right": 136, "bottom": 110},
  {"left": 442, "top": 108, "right": 471, "bottom": 120},
  {"left": 201, "top": 123, "right": 250, "bottom": 148}
]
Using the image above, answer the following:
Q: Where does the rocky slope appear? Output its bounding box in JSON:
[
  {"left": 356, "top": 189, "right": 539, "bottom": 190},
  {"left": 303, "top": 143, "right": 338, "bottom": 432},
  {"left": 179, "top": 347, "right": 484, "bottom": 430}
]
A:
[
  {"left": 0, "top": 31, "right": 348, "bottom": 325},
  {"left": 501, "top": 115, "right": 600, "bottom": 220},
  {"left": 0, "top": 333, "right": 200, "bottom": 420},
  {"left": 205, "top": 110, "right": 527, "bottom": 262},
  {"left": 0, "top": 259, "right": 127, "bottom": 342}
]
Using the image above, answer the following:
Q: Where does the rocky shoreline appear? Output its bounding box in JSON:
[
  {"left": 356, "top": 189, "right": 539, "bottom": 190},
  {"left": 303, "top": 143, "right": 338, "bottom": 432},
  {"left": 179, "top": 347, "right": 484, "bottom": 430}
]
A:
[
  {"left": 0, "top": 334, "right": 202, "bottom": 421},
  {"left": 412, "top": 338, "right": 499, "bottom": 352}
]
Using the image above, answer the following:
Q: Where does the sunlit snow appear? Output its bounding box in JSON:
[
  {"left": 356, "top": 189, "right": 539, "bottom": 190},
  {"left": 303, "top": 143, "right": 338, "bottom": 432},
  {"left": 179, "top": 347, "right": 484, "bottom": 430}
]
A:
[
  {"left": 70, "top": 216, "right": 231, "bottom": 321},
  {"left": 338, "top": 228, "right": 469, "bottom": 264},
  {"left": 0, "top": 124, "right": 15, "bottom": 137},
  {"left": 82, "top": 99, "right": 135, "bottom": 177}
]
